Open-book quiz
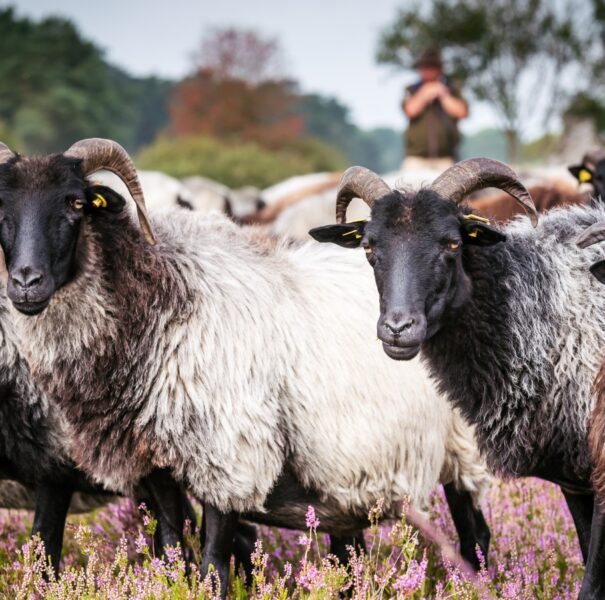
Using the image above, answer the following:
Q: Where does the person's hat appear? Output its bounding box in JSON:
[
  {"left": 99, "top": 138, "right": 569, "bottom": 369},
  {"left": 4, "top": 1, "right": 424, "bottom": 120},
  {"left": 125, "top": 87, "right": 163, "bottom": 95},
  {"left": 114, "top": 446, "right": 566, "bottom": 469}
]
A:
[{"left": 415, "top": 48, "right": 443, "bottom": 68}]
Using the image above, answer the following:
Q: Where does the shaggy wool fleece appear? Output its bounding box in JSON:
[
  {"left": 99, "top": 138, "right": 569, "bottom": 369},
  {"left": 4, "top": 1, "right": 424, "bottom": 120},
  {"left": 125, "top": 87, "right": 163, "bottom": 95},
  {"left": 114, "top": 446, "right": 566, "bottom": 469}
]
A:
[{"left": 9, "top": 209, "right": 488, "bottom": 525}]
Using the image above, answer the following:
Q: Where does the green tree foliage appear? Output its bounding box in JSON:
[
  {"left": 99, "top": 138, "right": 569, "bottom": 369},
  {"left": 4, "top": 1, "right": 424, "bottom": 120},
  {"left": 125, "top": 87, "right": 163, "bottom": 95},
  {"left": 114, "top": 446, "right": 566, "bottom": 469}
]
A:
[
  {"left": 0, "top": 7, "right": 172, "bottom": 153},
  {"left": 135, "top": 135, "right": 346, "bottom": 189},
  {"left": 562, "top": 2, "right": 605, "bottom": 139},
  {"left": 297, "top": 94, "right": 401, "bottom": 172},
  {"left": 377, "top": 0, "right": 588, "bottom": 161},
  {"left": 459, "top": 128, "right": 507, "bottom": 162}
]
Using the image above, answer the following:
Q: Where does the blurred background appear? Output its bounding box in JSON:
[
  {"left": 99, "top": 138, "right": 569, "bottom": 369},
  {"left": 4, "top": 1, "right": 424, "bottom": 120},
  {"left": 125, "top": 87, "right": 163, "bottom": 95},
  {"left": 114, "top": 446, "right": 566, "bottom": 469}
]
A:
[{"left": 0, "top": 0, "right": 603, "bottom": 187}]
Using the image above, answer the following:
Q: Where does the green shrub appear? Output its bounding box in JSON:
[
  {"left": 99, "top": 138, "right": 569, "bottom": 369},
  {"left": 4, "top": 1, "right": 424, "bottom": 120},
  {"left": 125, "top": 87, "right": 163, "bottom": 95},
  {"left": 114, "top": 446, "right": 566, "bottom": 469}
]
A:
[
  {"left": 135, "top": 135, "right": 346, "bottom": 188},
  {"left": 0, "top": 120, "right": 24, "bottom": 152}
]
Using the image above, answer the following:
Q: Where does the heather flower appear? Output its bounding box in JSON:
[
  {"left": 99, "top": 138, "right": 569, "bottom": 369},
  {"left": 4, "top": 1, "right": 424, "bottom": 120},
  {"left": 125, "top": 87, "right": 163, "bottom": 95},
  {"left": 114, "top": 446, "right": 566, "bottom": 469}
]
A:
[
  {"left": 393, "top": 554, "right": 428, "bottom": 594},
  {"left": 0, "top": 478, "right": 586, "bottom": 598},
  {"left": 134, "top": 532, "right": 147, "bottom": 554},
  {"left": 305, "top": 505, "right": 320, "bottom": 529}
]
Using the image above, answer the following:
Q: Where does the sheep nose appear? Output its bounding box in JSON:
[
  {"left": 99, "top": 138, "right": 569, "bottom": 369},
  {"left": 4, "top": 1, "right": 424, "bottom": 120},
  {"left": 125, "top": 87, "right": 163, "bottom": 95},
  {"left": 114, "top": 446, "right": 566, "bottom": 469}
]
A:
[
  {"left": 11, "top": 266, "right": 44, "bottom": 290},
  {"left": 385, "top": 315, "right": 415, "bottom": 335}
]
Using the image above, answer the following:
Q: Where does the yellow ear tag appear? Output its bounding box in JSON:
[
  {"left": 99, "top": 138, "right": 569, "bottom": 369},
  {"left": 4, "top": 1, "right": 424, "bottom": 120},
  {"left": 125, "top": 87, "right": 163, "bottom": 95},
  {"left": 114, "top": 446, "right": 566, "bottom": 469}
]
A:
[
  {"left": 468, "top": 228, "right": 479, "bottom": 238},
  {"left": 342, "top": 228, "right": 360, "bottom": 237},
  {"left": 92, "top": 193, "right": 108, "bottom": 209},
  {"left": 579, "top": 169, "right": 593, "bottom": 183}
]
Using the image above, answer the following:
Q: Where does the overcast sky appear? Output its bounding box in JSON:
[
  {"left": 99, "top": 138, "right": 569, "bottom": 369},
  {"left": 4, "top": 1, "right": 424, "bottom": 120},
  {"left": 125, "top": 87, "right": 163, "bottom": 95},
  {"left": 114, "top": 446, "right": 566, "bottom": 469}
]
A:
[{"left": 7, "top": 0, "right": 497, "bottom": 133}]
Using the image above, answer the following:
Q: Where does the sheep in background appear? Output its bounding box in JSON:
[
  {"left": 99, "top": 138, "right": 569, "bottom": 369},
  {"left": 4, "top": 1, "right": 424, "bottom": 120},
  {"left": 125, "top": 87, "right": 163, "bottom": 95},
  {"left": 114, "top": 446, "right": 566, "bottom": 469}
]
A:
[
  {"left": 569, "top": 149, "right": 605, "bottom": 200},
  {"left": 181, "top": 176, "right": 264, "bottom": 218},
  {"left": 0, "top": 139, "right": 491, "bottom": 595},
  {"left": 269, "top": 169, "right": 440, "bottom": 240},
  {"left": 95, "top": 169, "right": 264, "bottom": 220},
  {"left": 271, "top": 166, "right": 591, "bottom": 240},
  {"left": 92, "top": 169, "right": 196, "bottom": 214},
  {"left": 310, "top": 160, "right": 605, "bottom": 600},
  {"left": 244, "top": 173, "right": 342, "bottom": 225},
  {"left": 469, "top": 181, "right": 589, "bottom": 223}
]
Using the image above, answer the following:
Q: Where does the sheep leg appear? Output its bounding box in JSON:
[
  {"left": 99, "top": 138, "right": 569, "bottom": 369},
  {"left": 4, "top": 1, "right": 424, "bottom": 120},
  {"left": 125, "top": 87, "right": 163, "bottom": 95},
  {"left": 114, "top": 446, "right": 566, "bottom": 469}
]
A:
[
  {"left": 443, "top": 482, "right": 490, "bottom": 571},
  {"left": 233, "top": 521, "right": 258, "bottom": 583},
  {"left": 562, "top": 489, "right": 593, "bottom": 563},
  {"left": 138, "top": 469, "right": 187, "bottom": 556},
  {"left": 330, "top": 532, "right": 366, "bottom": 566},
  {"left": 579, "top": 499, "right": 605, "bottom": 599},
  {"left": 200, "top": 503, "right": 236, "bottom": 599},
  {"left": 31, "top": 481, "right": 73, "bottom": 576}
]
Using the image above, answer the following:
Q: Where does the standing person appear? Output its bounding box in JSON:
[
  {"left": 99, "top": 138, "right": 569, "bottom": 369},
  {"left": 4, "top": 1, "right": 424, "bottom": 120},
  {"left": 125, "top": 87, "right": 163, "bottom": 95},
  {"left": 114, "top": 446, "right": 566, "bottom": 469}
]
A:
[{"left": 402, "top": 48, "right": 468, "bottom": 172}]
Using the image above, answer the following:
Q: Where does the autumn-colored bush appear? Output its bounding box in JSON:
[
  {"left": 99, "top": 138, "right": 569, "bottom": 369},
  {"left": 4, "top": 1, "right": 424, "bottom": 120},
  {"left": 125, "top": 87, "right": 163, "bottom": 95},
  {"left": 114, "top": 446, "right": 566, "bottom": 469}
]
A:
[{"left": 135, "top": 135, "right": 346, "bottom": 189}]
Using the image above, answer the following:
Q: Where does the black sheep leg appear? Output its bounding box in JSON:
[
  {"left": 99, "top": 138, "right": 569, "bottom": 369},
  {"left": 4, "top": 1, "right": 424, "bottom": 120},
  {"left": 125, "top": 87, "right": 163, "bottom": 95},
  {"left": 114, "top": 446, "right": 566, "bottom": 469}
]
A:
[
  {"left": 330, "top": 532, "right": 367, "bottom": 566},
  {"left": 579, "top": 499, "right": 605, "bottom": 600},
  {"left": 201, "top": 516, "right": 258, "bottom": 583},
  {"left": 32, "top": 481, "right": 73, "bottom": 575},
  {"left": 443, "top": 482, "right": 490, "bottom": 571},
  {"left": 138, "top": 468, "right": 187, "bottom": 554},
  {"left": 233, "top": 521, "right": 258, "bottom": 583},
  {"left": 562, "top": 489, "right": 593, "bottom": 563},
  {"left": 200, "top": 503, "right": 237, "bottom": 599}
]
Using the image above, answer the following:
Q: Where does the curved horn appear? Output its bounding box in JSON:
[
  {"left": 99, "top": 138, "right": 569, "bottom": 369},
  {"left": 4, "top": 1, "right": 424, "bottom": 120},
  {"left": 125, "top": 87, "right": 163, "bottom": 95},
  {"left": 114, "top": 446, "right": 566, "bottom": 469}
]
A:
[
  {"left": 64, "top": 138, "right": 155, "bottom": 245},
  {"left": 577, "top": 221, "right": 605, "bottom": 248},
  {"left": 335, "top": 166, "right": 391, "bottom": 223},
  {"left": 0, "top": 142, "right": 16, "bottom": 167},
  {"left": 430, "top": 158, "right": 538, "bottom": 226}
]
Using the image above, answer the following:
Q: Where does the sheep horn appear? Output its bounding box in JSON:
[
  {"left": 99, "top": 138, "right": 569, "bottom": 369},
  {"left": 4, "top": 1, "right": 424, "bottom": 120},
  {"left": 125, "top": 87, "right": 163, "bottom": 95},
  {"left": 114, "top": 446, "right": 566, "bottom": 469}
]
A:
[
  {"left": 0, "top": 142, "right": 16, "bottom": 166},
  {"left": 430, "top": 158, "right": 538, "bottom": 226},
  {"left": 64, "top": 138, "right": 155, "bottom": 245},
  {"left": 583, "top": 149, "right": 605, "bottom": 171},
  {"left": 335, "top": 166, "right": 391, "bottom": 223},
  {"left": 577, "top": 221, "right": 605, "bottom": 248}
]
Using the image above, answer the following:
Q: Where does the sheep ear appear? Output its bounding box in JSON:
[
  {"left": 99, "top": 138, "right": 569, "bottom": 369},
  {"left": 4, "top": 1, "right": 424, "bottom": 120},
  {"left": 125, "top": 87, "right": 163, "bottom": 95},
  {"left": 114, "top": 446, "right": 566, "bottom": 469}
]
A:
[
  {"left": 591, "top": 259, "right": 605, "bottom": 284},
  {"left": 84, "top": 185, "right": 126, "bottom": 213},
  {"left": 569, "top": 164, "right": 593, "bottom": 183},
  {"left": 460, "top": 220, "right": 506, "bottom": 246},
  {"left": 308, "top": 222, "right": 366, "bottom": 248}
]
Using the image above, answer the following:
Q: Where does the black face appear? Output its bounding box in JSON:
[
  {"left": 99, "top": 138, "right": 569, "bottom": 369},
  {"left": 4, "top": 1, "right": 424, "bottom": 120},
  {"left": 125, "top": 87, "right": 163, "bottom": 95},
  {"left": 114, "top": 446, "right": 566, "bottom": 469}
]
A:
[
  {"left": 0, "top": 154, "right": 125, "bottom": 315},
  {"left": 594, "top": 162, "right": 605, "bottom": 200},
  {"left": 310, "top": 189, "right": 505, "bottom": 360},
  {"left": 569, "top": 160, "right": 605, "bottom": 200}
]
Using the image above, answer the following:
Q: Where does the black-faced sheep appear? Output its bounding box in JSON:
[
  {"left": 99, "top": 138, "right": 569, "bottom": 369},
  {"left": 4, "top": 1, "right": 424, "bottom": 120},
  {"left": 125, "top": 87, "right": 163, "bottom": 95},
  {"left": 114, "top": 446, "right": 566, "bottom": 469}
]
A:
[
  {"left": 0, "top": 139, "right": 490, "bottom": 595},
  {"left": 311, "top": 159, "right": 605, "bottom": 600}
]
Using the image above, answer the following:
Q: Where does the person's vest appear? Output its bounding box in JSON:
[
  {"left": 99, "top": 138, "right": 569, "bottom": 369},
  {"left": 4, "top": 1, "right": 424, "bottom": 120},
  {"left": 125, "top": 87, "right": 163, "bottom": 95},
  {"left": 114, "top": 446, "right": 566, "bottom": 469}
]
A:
[{"left": 404, "top": 77, "right": 463, "bottom": 159}]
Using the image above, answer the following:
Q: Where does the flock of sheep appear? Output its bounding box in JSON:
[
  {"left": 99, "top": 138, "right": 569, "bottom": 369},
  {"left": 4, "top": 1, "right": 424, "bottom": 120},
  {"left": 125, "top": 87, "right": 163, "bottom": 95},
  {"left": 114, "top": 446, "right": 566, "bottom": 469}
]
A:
[{"left": 1, "top": 138, "right": 605, "bottom": 598}]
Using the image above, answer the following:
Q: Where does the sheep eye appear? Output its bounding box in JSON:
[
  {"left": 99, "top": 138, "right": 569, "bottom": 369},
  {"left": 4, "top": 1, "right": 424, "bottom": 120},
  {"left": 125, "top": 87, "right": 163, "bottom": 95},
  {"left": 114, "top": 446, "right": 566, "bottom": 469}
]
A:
[
  {"left": 70, "top": 198, "right": 85, "bottom": 210},
  {"left": 446, "top": 241, "right": 460, "bottom": 250}
]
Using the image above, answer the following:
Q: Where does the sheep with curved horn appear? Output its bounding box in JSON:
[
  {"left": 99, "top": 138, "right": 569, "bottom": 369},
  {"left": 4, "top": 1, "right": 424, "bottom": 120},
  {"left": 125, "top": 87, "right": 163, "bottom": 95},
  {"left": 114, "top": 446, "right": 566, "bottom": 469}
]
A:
[
  {"left": 311, "top": 158, "right": 605, "bottom": 599},
  {"left": 0, "top": 139, "right": 491, "bottom": 596}
]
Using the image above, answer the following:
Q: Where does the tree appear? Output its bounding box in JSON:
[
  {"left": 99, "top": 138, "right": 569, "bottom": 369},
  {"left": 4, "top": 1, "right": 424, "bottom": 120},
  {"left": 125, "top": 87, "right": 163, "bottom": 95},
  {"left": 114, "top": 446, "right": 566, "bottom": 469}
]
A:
[
  {"left": 194, "top": 27, "right": 285, "bottom": 85},
  {"left": 0, "top": 7, "right": 172, "bottom": 153},
  {"left": 377, "top": 0, "right": 589, "bottom": 161},
  {"left": 170, "top": 29, "right": 303, "bottom": 147},
  {"left": 297, "top": 94, "right": 401, "bottom": 172}
]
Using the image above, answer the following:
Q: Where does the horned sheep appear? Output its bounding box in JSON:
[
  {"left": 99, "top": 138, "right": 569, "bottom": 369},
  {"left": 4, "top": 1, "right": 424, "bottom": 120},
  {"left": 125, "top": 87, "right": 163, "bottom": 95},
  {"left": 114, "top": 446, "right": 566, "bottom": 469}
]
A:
[
  {"left": 311, "top": 159, "right": 605, "bottom": 599},
  {"left": 0, "top": 139, "right": 491, "bottom": 594}
]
